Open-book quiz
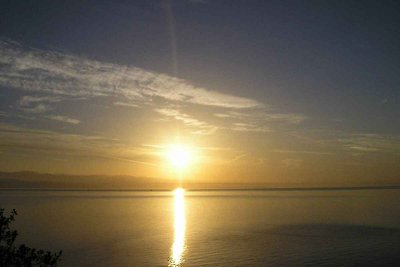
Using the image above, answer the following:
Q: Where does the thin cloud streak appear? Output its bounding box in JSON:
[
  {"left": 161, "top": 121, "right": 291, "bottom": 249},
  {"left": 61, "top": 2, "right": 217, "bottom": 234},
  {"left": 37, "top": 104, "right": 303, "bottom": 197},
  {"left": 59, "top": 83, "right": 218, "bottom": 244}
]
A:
[
  {"left": 216, "top": 110, "right": 308, "bottom": 124},
  {"left": 155, "top": 108, "right": 218, "bottom": 135},
  {"left": 289, "top": 128, "right": 400, "bottom": 155},
  {"left": 113, "top": 101, "right": 139, "bottom": 108},
  {"left": 231, "top": 122, "right": 271, "bottom": 133},
  {"left": 270, "top": 149, "right": 334, "bottom": 156},
  {"left": 46, "top": 115, "right": 80, "bottom": 125},
  {"left": 0, "top": 123, "right": 159, "bottom": 166},
  {"left": 340, "top": 134, "right": 400, "bottom": 153}
]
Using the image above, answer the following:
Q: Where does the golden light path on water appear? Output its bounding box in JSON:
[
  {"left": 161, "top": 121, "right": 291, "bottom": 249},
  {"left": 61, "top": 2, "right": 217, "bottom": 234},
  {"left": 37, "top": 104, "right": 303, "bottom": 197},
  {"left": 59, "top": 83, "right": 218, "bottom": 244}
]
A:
[{"left": 169, "top": 188, "right": 186, "bottom": 266}]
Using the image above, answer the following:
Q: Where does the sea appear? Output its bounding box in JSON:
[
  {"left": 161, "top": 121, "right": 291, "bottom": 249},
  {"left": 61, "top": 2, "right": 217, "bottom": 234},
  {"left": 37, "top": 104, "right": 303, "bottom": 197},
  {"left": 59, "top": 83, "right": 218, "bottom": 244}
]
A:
[{"left": 1, "top": 188, "right": 400, "bottom": 266}]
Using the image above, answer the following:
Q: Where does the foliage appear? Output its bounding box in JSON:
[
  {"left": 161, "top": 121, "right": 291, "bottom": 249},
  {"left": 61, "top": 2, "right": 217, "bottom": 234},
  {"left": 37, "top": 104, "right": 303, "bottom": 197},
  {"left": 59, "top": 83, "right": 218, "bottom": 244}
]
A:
[{"left": 0, "top": 208, "right": 62, "bottom": 266}]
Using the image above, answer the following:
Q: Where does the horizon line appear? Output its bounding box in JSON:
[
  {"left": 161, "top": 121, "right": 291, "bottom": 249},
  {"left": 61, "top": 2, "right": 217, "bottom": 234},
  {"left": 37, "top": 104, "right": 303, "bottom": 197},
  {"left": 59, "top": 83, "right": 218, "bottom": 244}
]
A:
[{"left": 1, "top": 185, "right": 400, "bottom": 192}]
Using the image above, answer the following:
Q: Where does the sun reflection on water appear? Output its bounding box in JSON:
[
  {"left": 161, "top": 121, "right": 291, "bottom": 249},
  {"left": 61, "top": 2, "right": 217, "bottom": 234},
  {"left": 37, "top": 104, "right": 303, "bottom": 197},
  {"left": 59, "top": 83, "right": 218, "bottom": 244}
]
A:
[{"left": 169, "top": 188, "right": 186, "bottom": 266}]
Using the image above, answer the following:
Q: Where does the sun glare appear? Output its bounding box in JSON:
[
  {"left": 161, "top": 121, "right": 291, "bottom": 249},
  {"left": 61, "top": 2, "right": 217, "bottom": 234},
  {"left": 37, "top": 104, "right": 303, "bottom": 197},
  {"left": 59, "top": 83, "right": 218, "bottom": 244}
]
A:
[
  {"left": 169, "top": 187, "right": 186, "bottom": 266},
  {"left": 166, "top": 144, "right": 192, "bottom": 170}
]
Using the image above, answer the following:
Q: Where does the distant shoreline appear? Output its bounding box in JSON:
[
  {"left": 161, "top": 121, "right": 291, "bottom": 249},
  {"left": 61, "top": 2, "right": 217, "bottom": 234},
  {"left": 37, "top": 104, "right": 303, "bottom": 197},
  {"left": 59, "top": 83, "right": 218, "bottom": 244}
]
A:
[{"left": 1, "top": 185, "right": 400, "bottom": 192}]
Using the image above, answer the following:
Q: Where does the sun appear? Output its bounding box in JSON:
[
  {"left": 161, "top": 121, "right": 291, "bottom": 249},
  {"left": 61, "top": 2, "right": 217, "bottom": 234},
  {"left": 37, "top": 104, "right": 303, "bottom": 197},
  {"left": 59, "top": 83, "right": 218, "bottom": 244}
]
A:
[{"left": 166, "top": 144, "right": 192, "bottom": 170}]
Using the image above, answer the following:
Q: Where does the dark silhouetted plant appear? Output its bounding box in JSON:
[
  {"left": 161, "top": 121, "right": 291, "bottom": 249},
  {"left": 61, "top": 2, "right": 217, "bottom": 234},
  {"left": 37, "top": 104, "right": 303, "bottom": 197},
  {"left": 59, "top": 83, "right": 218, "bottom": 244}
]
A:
[{"left": 0, "top": 208, "right": 62, "bottom": 266}]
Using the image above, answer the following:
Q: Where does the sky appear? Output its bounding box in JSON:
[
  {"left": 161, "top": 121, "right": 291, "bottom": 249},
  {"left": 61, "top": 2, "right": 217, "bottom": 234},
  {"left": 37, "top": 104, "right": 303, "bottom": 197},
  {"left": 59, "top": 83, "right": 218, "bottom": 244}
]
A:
[{"left": 0, "top": 0, "right": 399, "bottom": 186}]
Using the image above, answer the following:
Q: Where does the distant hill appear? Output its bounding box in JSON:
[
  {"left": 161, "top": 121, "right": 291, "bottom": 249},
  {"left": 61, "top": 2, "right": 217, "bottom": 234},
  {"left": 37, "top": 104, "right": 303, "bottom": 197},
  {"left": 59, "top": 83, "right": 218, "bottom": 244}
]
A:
[
  {"left": 1, "top": 171, "right": 399, "bottom": 191},
  {"left": 0, "top": 171, "right": 176, "bottom": 190}
]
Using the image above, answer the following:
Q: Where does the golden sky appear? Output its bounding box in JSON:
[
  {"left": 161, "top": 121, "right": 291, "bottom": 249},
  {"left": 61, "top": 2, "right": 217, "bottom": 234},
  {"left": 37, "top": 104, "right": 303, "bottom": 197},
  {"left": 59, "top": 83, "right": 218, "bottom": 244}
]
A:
[
  {"left": 0, "top": 40, "right": 399, "bottom": 187},
  {"left": 1, "top": 1, "right": 400, "bottom": 187}
]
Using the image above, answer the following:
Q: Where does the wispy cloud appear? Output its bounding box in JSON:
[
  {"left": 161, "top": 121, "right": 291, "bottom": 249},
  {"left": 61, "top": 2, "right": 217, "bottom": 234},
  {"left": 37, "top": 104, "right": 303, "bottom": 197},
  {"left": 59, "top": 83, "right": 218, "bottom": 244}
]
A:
[
  {"left": 155, "top": 108, "right": 218, "bottom": 135},
  {"left": 18, "top": 95, "right": 62, "bottom": 114},
  {"left": 20, "top": 103, "right": 49, "bottom": 114},
  {"left": 0, "top": 39, "right": 260, "bottom": 109},
  {"left": 47, "top": 115, "right": 80, "bottom": 124},
  {"left": 271, "top": 149, "right": 334, "bottom": 156},
  {"left": 0, "top": 39, "right": 311, "bottom": 138},
  {"left": 0, "top": 123, "right": 158, "bottom": 166},
  {"left": 213, "top": 109, "right": 307, "bottom": 133},
  {"left": 231, "top": 122, "right": 271, "bottom": 133},
  {"left": 113, "top": 101, "right": 139, "bottom": 108},
  {"left": 263, "top": 113, "right": 308, "bottom": 124},
  {"left": 216, "top": 110, "right": 307, "bottom": 124},
  {"left": 19, "top": 95, "right": 62, "bottom": 106},
  {"left": 214, "top": 113, "right": 231, "bottom": 118},
  {"left": 289, "top": 128, "right": 400, "bottom": 155},
  {"left": 340, "top": 134, "right": 400, "bottom": 153}
]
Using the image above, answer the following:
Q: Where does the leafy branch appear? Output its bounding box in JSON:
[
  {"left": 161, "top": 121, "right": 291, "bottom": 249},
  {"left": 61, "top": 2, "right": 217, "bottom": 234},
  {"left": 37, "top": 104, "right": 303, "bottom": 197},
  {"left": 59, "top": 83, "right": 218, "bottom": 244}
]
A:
[{"left": 0, "top": 209, "right": 62, "bottom": 267}]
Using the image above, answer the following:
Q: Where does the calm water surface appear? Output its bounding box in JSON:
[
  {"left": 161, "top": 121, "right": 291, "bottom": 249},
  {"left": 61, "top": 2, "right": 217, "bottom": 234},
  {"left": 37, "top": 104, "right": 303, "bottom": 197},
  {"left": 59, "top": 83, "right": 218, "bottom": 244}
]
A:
[{"left": 1, "top": 189, "right": 400, "bottom": 266}]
